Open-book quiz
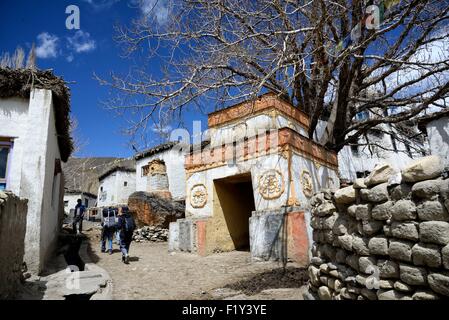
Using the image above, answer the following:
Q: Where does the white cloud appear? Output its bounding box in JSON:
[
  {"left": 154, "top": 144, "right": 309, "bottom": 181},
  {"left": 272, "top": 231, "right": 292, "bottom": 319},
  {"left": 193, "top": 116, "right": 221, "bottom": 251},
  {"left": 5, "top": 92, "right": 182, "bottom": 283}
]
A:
[
  {"left": 152, "top": 124, "right": 172, "bottom": 134},
  {"left": 82, "top": 0, "right": 120, "bottom": 10},
  {"left": 35, "top": 32, "right": 59, "bottom": 59},
  {"left": 66, "top": 54, "right": 74, "bottom": 62},
  {"left": 133, "top": 0, "right": 169, "bottom": 25},
  {"left": 67, "top": 30, "right": 96, "bottom": 53}
]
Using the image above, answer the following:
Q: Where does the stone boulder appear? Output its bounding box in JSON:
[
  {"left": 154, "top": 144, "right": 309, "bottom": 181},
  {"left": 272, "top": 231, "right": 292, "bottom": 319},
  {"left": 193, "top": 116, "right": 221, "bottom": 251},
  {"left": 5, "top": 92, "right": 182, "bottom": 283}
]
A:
[
  {"left": 59, "top": 271, "right": 108, "bottom": 298},
  {"left": 419, "top": 221, "right": 449, "bottom": 245},
  {"left": 428, "top": 273, "right": 449, "bottom": 296},
  {"left": 128, "top": 191, "right": 185, "bottom": 228},
  {"left": 365, "top": 163, "right": 396, "bottom": 187},
  {"left": 360, "top": 183, "right": 389, "bottom": 203},
  {"left": 353, "top": 178, "right": 367, "bottom": 189},
  {"left": 334, "top": 186, "right": 356, "bottom": 204},
  {"left": 411, "top": 243, "right": 441, "bottom": 268},
  {"left": 411, "top": 180, "right": 441, "bottom": 199},
  {"left": 401, "top": 156, "right": 443, "bottom": 183}
]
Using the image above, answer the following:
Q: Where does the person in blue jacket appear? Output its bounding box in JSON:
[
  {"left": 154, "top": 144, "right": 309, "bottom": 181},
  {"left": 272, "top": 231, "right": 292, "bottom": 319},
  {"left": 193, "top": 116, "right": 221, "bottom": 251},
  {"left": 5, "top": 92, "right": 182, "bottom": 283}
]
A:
[
  {"left": 73, "top": 199, "right": 86, "bottom": 235},
  {"left": 116, "top": 206, "right": 136, "bottom": 264}
]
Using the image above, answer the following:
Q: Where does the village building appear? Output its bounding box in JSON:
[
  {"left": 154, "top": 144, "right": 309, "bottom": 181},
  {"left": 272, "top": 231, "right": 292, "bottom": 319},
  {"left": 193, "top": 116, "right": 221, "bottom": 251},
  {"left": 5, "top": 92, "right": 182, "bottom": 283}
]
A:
[
  {"left": 337, "top": 117, "right": 427, "bottom": 182},
  {"left": 168, "top": 93, "right": 340, "bottom": 265},
  {"left": 97, "top": 159, "right": 136, "bottom": 208},
  {"left": 0, "top": 68, "right": 73, "bottom": 274},
  {"left": 418, "top": 109, "right": 449, "bottom": 169},
  {"left": 134, "top": 142, "right": 189, "bottom": 202},
  {"left": 63, "top": 189, "right": 97, "bottom": 214}
]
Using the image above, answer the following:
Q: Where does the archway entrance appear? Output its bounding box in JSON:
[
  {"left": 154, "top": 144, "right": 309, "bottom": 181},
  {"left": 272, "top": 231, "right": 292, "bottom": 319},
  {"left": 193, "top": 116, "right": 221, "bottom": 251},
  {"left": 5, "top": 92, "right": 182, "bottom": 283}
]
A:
[{"left": 210, "top": 173, "right": 255, "bottom": 252}]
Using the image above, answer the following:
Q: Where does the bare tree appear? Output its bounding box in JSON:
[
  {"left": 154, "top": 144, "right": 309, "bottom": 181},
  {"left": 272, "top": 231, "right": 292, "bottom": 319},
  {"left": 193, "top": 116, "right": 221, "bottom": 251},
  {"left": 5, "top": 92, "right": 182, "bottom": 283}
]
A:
[
  {"left": 97, "top": 0, "right": 449, "bottom": 152},
  {"left": 69, "top": 116, "right": 89, "bottom": 155}
]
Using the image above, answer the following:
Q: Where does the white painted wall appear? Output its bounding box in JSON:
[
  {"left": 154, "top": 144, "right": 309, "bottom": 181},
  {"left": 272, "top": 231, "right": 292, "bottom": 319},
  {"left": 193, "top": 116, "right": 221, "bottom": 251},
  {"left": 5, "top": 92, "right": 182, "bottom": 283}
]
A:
[
  {"left": 185, "top": 150, "right": 339, "bottom": 219},
  {"left": 426, "top": 117, "right": 449, "bottom": 167},
  {"left": 0, "top": 97, "right": 29, "bottom": 193},
  {"left": 135, "top": 147, "right": 187, "bottom": 200},
  {"left": 39, "top": 100, "right": 62, "bottom": 269},
  {"left": 97, "top": 170, "right": 136, "bottom": 207},
  {"left": 209, "top": 113, "right": 307, "bottom": 148},
  {"left": 0, "top": 89, "right": 65, "bottom": 274},
  {"left": 186, "top": 153, "right": 287, "bottom": 218},
  {"left": 291, "top": 153, "right": 340, "bottom": 206},
  {"left": 64, "top": 193, "right": 97, "bottom": 213},
  {"left": 315, "top": 120, "right": 424, "bottom": 182},
  {"left": 338, "top": 137, "right": 422, "bottom": 182}
]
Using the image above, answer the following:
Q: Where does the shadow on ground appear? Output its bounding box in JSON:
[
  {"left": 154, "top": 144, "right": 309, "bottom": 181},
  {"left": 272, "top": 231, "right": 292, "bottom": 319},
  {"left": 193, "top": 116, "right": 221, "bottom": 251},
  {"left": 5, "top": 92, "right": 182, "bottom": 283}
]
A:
[{"left": 224, "top": 267, "right": 309, "bottom": 295}]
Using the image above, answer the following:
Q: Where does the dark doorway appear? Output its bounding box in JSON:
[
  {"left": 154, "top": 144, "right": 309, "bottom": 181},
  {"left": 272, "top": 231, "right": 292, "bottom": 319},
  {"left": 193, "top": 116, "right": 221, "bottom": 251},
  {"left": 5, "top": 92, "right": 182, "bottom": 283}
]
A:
[{"left": 213, "top": 173, "right": 255, "bottom": 251}]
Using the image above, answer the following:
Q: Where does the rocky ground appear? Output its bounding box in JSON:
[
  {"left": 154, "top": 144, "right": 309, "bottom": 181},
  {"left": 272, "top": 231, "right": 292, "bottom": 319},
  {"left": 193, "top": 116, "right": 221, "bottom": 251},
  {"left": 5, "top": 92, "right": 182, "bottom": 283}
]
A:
[
  {"left": 133, "top": 226, "right": 168, "bottom": 242},
  {"left": 85, "top": 224, "right": 308, "bottom": 300},
  {"left": 17, "top": 221, "right": 308, "bottom": 300}
]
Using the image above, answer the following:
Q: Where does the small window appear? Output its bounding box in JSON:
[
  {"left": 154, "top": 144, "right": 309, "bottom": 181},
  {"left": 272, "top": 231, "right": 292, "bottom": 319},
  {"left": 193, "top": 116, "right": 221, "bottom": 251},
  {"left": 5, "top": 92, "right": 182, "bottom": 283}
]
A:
[
  {"left": 351, "top": 145, "right": 359, "bottom": 156},
  {"left": 371, "top": 129, "right": 384, "bottom": 138},
  {"left": 64, "top": 201, "right": 69, "bottom": 207},
  {"left": 356, "top": 111, "right": 369, "bottom": 121},
  {"left": 124, "top": 181, "right": 128, "bottom": 187},
  {"left": 100, "top": 186, "right": 103, "bottom": 192},
  {"left": 142, "top": 165, "right": 150, "bottom": 176},
  {"left": 0, "top": 141, "right": 12, "bottom": 190},
  {"left": 85, "top": 198, "right": 89, "bottom": 207},
  {"left": 356, "top": 171, "right": 370, "bottom": 178}
]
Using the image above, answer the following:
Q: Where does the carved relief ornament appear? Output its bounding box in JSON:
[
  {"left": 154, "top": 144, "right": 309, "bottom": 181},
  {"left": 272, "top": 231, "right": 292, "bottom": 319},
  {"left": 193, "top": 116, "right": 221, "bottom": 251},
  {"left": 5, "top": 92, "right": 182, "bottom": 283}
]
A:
[
  {"left": 258, "top": 169, "right": 285, "bottom": 200},
  {"left": 301, "top": 169, "right": 314, "bottom": 198},
  {"left": 190, "top": 184, "right": 208, "bottom": 208}
]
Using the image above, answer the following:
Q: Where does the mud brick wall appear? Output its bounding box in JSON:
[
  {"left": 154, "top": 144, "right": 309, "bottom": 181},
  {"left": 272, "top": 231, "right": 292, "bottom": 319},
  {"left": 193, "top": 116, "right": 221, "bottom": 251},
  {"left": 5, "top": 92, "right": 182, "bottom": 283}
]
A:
[
  {"left": 307, "top": 156, "right": 449, "bottom": 300},
  {"left": 0, "top": 191, "right": 28, "bottom": 299}
]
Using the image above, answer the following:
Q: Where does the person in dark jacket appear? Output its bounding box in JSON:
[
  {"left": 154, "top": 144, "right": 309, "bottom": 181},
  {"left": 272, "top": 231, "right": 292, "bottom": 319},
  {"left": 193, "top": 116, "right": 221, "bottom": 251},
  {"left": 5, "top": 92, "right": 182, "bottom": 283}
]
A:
[
  {"left": 73, "top": 199, "right": 86, "bottom": 234},
  {"left": 101, "top": 207, "right": 116, "bottom": 254},
  {"left": 116, "top": 206, "right": 136, "bottom": 264}
]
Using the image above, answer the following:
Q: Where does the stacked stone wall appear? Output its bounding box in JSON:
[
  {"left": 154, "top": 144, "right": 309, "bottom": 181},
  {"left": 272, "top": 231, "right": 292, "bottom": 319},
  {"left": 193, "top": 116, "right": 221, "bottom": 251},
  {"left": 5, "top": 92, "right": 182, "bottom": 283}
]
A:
[
  {"left": 0, "top": 191, "right": 27, "bottom": 299},
  {"left": 308, "top": 156, "right": 449, "bottom": 300}
]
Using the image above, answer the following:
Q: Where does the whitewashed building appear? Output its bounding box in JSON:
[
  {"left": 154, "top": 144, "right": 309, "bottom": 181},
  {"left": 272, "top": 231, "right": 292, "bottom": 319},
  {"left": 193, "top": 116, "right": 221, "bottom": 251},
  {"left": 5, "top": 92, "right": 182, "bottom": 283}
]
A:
[
  {"left": 418, "top": 109, "right": 449, "bottom": 168},
  {"left": 97, "top": 159, "right": 136, "bottom": 207},
  {"left": 63, "top": 190, "right": 97, "bottom": 214},
  {"left": 337, "top": 118, "right": 427, "bottom": 182},
  {"left": 134, "top": 142, "right": 189, "bottom": 201},
  {"left": 0, "top": 68, "right": 73, "bottom": 274},
  {"left": 169, "top": 93, "right": 339, "bottom": 265}
]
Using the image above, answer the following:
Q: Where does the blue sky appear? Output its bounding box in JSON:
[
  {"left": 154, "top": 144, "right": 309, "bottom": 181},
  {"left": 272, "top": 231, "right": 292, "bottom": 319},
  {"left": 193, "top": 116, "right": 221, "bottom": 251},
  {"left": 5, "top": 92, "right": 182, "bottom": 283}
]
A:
[{"left": 0, "top": 0, "right": 208, "bottom": 158}]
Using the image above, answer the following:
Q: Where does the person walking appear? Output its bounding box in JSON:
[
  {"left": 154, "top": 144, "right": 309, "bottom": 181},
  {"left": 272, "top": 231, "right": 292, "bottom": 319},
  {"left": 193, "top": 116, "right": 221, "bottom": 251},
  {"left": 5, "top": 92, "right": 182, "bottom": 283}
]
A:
[
  {"left": 117, "top": 206, "right": 136, "bottom": 264},
  {"left": 73, "top": 199, "right": 86, "bottom": 235},
  {"left": 114, "top": 207, "right": 120, "bottom": 245},
  {"left": 101, "top": 207, "right": 116, "bottom": 254}
]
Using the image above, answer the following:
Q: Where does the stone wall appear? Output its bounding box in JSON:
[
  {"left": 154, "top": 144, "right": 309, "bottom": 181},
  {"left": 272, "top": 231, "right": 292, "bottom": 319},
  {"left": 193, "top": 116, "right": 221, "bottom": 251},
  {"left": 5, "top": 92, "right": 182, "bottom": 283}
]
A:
[
  {"left": 307, "top": 156, "right": 449, "bottom": 300},
  {"left": 0, "top": 191, "right": 28, "bottom": 299}
]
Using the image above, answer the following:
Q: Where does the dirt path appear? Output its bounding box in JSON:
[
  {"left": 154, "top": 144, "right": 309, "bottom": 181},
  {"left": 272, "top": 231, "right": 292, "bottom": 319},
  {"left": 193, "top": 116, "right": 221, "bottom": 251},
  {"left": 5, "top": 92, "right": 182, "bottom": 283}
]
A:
[{"left": 85, "top": 228, "right": 308, "bottom": 300}]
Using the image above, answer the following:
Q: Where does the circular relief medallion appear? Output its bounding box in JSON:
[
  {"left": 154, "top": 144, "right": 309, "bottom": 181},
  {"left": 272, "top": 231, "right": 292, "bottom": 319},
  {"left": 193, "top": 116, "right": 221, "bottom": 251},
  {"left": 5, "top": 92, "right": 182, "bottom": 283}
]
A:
[
  {"left": 301, "top": 170, "right": 314, "bottom": 198},
  {"left": 190, "top": 184, "right": 207, "bottom": 208},
  {"left": 258, "top": 170, "right": 285, "bottom": 200}
]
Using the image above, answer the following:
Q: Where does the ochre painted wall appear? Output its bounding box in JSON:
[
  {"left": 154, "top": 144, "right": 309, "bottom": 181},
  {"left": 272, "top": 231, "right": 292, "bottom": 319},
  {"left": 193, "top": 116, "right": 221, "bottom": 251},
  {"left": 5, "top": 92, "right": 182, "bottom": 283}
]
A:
[{"left": 203, "top": 176, "right": 255, "bottom": 254}]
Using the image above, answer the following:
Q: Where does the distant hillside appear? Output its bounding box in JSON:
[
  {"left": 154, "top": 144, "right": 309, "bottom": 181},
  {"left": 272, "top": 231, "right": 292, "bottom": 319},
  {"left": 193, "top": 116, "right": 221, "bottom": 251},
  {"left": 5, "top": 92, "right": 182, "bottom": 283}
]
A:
[{"left": 62, "top": 157, "right": 125, "bottom": 195}]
